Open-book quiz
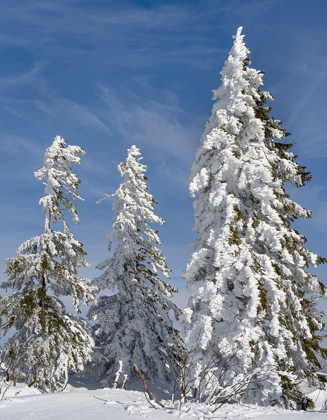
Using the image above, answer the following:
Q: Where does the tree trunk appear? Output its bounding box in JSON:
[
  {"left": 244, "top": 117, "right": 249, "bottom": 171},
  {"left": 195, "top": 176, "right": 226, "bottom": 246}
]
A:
[
  {"left": 28, "top": 364, "right": 38, "bottom": 388},
  {"left": 13, "top": 367, "right": 16, "bottom": 387}
]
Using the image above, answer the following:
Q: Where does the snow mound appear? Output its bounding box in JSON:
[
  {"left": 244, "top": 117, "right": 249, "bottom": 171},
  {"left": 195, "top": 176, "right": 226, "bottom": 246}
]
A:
[{"left": 0, "top": 379, "right": 326, "bottom": 419}]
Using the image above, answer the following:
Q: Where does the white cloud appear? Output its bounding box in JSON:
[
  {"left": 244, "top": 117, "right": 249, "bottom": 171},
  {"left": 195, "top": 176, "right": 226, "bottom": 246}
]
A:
[
  {"left": 0, "top": 94, "right": 112, "bottom": 136},
  {"left": 98, "top": 86, "right": 200, "bottom": 162},
  {"left": 0, "top": 61, "right": 46, "bottom": 90},
  {"left": 0, "top": 135, "right": 42, "bottom": 156},
  {"left": 45, "top": 98, "right": 112, "bottom": 135},
  {"left": 286, "top": 64, "right": 327, "bottom": 128},
  {"left": 0, "top": 1, "right": 224, "bottom": 69}
]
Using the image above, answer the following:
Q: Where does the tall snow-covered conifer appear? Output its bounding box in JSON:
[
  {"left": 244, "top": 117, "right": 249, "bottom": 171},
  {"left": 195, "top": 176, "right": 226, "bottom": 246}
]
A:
[
  {"left": 181, "top": 28, "right": 327, "bottom": 408},
  {"left": 88, "top": 145, "right": 184, "bottom": 386},
  {"left": 0, "top": 136, "right": 94, "bottom": 391}
]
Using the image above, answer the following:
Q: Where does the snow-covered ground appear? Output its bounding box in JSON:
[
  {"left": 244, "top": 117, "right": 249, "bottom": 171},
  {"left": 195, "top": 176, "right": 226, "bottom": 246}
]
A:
[{"left": 0, "top": 377, "right": 326, "bottom": 420}]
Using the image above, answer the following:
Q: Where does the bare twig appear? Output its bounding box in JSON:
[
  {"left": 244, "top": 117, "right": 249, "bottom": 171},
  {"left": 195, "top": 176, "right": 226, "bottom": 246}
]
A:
[
  {"left": 0, "top": 380, "right": 12, "bottom": 401},
  {"left": 169, "top": 345, "right": 278, "bottom": 414}
]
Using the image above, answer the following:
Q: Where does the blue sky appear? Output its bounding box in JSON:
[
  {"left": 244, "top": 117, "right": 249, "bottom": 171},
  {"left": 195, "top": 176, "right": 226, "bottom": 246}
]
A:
[{"left": 1, "top": 0, "right": 327, "bottom": 330}]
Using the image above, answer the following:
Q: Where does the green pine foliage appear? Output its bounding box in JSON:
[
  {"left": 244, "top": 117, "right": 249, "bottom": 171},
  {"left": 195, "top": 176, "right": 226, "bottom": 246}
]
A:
[
  {"left": 181, "top": 27, "right": 327, "bottom": 409},
  {"left": 0, "top": 136, "right": 94, "bottom": 391}
]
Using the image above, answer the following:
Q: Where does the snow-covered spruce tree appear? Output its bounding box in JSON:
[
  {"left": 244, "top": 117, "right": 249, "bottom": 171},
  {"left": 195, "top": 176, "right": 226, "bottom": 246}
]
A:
[
  {"left": 181, "top": 27, "right": 327, "bottom": 409},
  {"left": 0, "top": 136, "right": 94, "bottom": 391},
  {"left": 88, "top": 145, "right": 184, "bottom": 386}
]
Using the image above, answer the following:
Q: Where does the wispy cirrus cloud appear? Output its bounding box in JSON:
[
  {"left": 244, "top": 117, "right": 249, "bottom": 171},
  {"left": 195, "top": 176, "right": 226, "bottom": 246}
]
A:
[
  {"left": 98, "top": 86, "right": 201, "bottom": 162},
  {"left": 35, "top": 97, "right": 112, "bottom": 135},
  {"left": 0, "top": 135, "right": 41, "bottom": 155},
  {"left": 286, "top": 63, "right": 327, "bottom": 129},
  {"left": 0, "top": 1, "right": 225, "bottom": 69},
  {"left": 0, "top": 83, "right": 111, "bottom": 136},
  {"left": 0, "top": 61, "right": 46, "bottom": 90}
]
